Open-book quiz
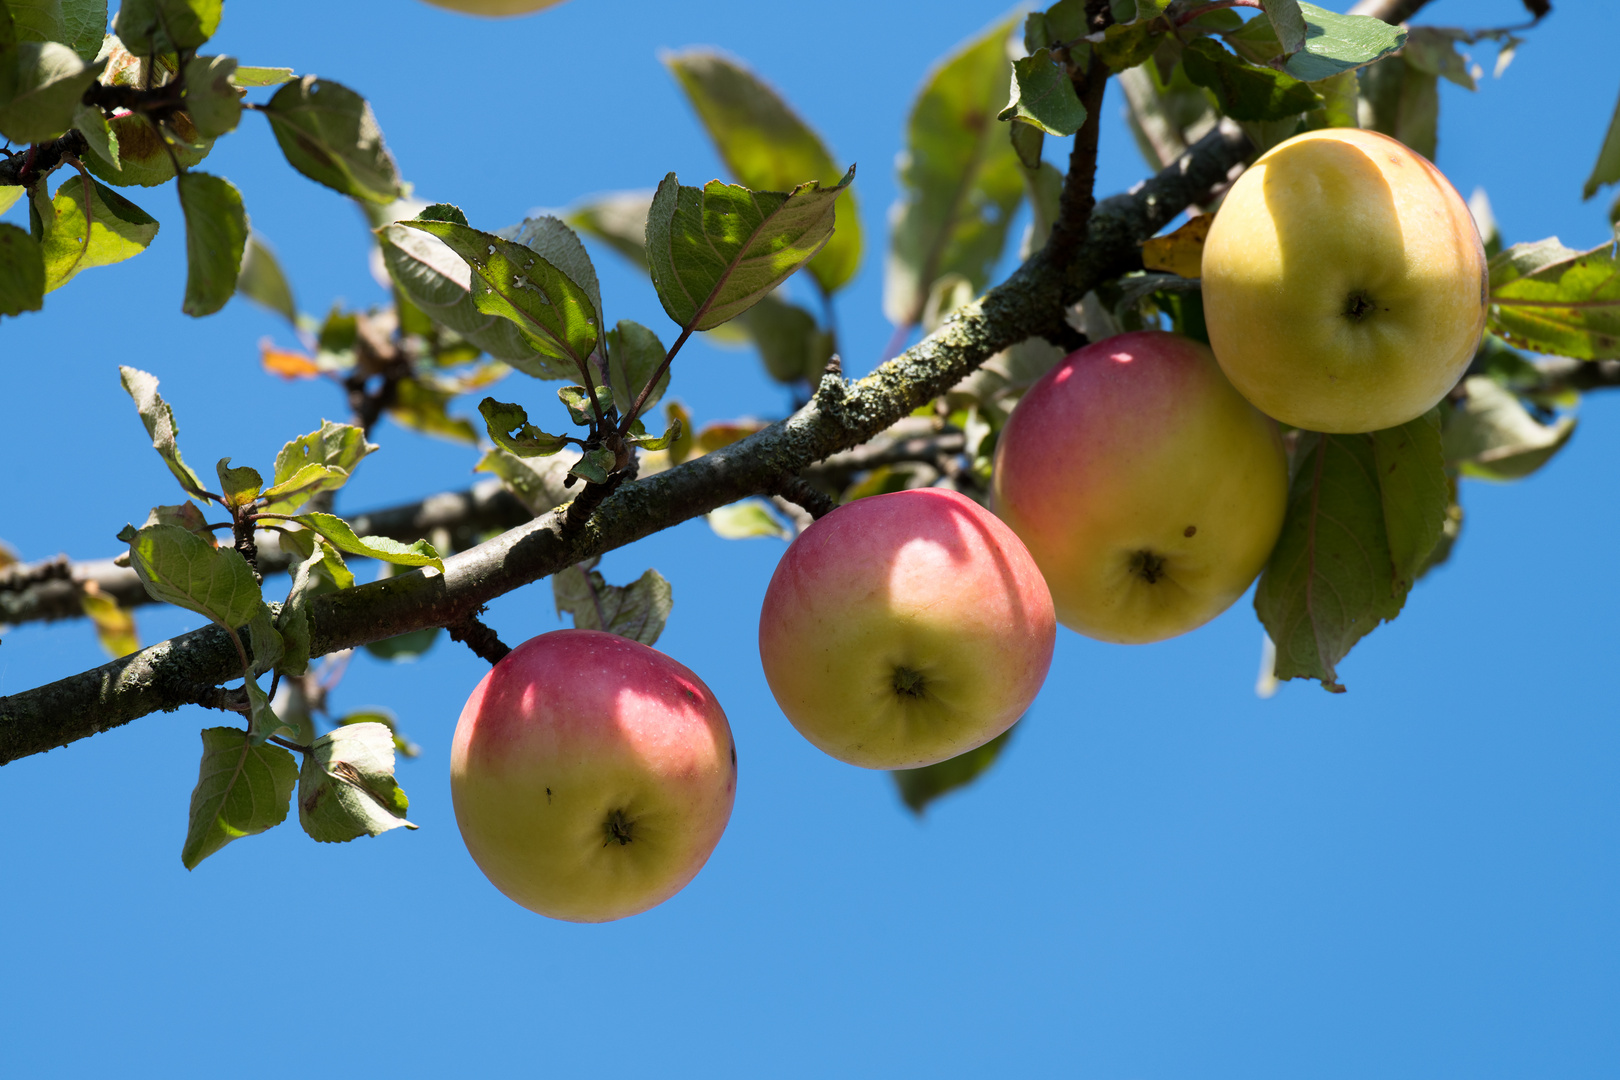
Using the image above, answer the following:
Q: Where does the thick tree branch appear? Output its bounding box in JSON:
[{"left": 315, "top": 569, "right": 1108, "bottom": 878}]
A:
[{"left": 0, "top": 122, "right": 1255, "bottom": 766}]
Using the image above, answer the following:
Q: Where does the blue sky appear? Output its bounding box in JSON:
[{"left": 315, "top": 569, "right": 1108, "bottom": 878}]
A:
[{"left": 3, "top": 1, "right": 1619, "bottom": 1076}]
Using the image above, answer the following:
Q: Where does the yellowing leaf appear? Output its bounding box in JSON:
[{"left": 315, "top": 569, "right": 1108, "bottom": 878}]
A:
[
  {"left": 1141, "top": 214, "right": 1212, "bottom": 278},
  {"left": 260, "top": 340, "right": 321, "bottom": 379}
]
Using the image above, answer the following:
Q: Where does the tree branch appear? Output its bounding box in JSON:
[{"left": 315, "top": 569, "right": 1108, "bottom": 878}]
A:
[
  {"left": 1346, "top": 0, "right": 1436, "bottom": 23},
  {"left": 0, "top": 122, "right": 1255, "bottom": 766}
]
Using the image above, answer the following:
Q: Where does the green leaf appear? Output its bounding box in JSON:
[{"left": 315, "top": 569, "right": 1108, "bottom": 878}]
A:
[
  {"left": 176, "top": 172, "right": 247, "bottom": 317},
  {"left": 139, "top": 499, "right": 214, "bottom": 539},
  {"left": 84, "top": 111, "right": 214, "bottom": 188},
  {"left": 242, "top": 672, "right": 294, "bottom": 741},
  {"left": 0, "top": 186, "right": 22, "bottom": 215},
  {"left": 886, "top": 16, "right": 1024, "bottom": 326},
  {"left": 113, "top": 0, "right": 220, "bottom": 54},
  {"left": 0, "top": 223, "right": 45, "bottom": 317},
  {"left": 236, "top": 232, "right": 297, "bottom": 324},
  {"left": 477, "top": 397, "right": 569, "bottom": 457},
  {"left": 276, "top": 527, "right": 354, "bottom": 591},
  {"left": 1254, "top": 412, "right": 1447, "bottom": 693},
  {"left": 1010, "top": 121, "right": 1044, "bottom": 171},
  {"left": 1355, "top": 55, "right": 1437, "bottom": 161},
  {"left": 552, "top": 558, "right": 673, "bottom": 646},
  {"left": 892, "top": 727, "right": 1013, "bottom": 815},
  {"left": 568, "top": 446, "right": 615, "bottom": 485},
  {"left": 119, "top": 365, "right": 206, "bottom": 496},
  {"left": 182, "top": 54, "right": 242, "bottom": 138},
  {"left": 243, "top": 609, "right": 286, "bottom": 692},
  {"left": 180, "top": 727, "right": 297, "bottom": 870},
  {"left": 400, "top": 217, "right": 599, "bottom": 371},
  {"left": 8, "top": 0, "right": 108, "bottom": 62},
  {"left": 71, "top": 101, "right": 119, "bottom": 171},
  {"left": 998, "top": 49, "right": 1087, "bottom": 137},
  {"left": 1583, "top": 86, "right": 1620, "bottom": 201},
  {"left": 119, "top": 522, "right": 264, "bottom": 631},
  {"left": 1489, "top": 240, "right": 1620, "bottom": 360},
  {"left": 269, "top": 420, "right": 375, "bottom": 499},
  {"left": 557, "top": 383, "right": 612, "bottom": 426},
  {"left": 214, "top": 457, "right": 262, "bottom": 508},
  {"left": 375, "top": 220, "right": 571, "bottom": 377},
  {"left": 1182, "top": 38, "right": 1321, "bottom": 122},
  {"left": 1443, "top": 375, "right": 1576, "bottom": 481},
  {"left": 337, "top": 709, "right": 420, "bottom": 757},
  {"left": 263, "top": 76, "right": 404, "bottom": 205},
  {"left": 475, "top": 446, "right": 574, "bottom": 514},
  {"left": 645, "top": 166, "right": 853, "bottom": 332},
  {"left": 0, "top": 41, "right": 104, "bottom": 145},
  {"left": 1093, "top": 19, "right": 1161, "bottom": 72},
  {"left": 732, "top": 292, "right": 832, "bottom": 384},
  {"left": 1262, "top": 0, "right": 1307, "bottom": 54},
  {"left": 566, "top": 190, "right": 654, "bottom": 267},
  {"left": 297, "top": 723, "right": 418, "bottom": 843},
  {"left": 39, "top": 174, "right": 159, "bottom": 292},
  {"left": 624, "top": 415, "right": 681, "bottom": 451},
  {"left": 707, "top": 498, "right": 791, "bottom": 540},
  {"left": 606, "top": 319, "right": 669, "bottom": 415},
  {"left": 1284, "top": 2, "right": 1407, "bottom": 82},
  {"left": 294, "top": 512, "right": 445, "bottom": 570},
  {"left": 1402, "top": 27, "right": 1477, "bottom": 91},
  {"left": 363, "top": 628, "right": 439, "bottom": 663},
  {"left": 502, "top": 214, "right": 602, "bottom": 326},
  {"left": 231, "top": 66, "right": 295, "bottom": 87},
  {"left": 664, "top": 48, "right": 862, "bottom": 295}
]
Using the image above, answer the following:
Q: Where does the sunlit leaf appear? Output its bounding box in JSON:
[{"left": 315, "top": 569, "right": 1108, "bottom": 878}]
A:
[
  {"left": 294, "top": 511, "right": 444, "bottom": 570},
  {"left": 1489, "top": 240, "right": 1620, "bottom": 360},
  {"left": 998, "top": 49, "right": 1087, "bottom": 137},
  {"left": 477, "top": 398, "right": 570, "bottom": 457},
  {"left": 180, "top": 727, "right": 297, "bottom": 870},
  {"left": 665, "top": 49, "right": 861, "bottom": 294},
  {"left": 645, "top": 167, "right": 853, "bottom": 332},
  {"left": 1284, "top": 3, "right": 1406, "bottom": 82},
  {"left": 263, "top": 76, "right": 404, "bottom": 204},
  {"left": 40, "top": 174, "right": 159, "bottom": 292},
  {"left": 113, "top": 0, "right": 221, "bottom": 55},
  {"left": 1181, "top": 38, "right": 1320, "bottom": 122},
  {"left": 298, "top": 723, "right": 417, "bottom": 843},
  {"left": 707, "top": 498, "right": 790, "bottom": 540},
  {"left": 117, "top": 522, "right": 264, "bottom": 630},
  {"left": 1141, "top": 213, "right": 1212, "bottom": 279},
  {"left": 119, "top": 365, "right": 207, "bottom": 496}
]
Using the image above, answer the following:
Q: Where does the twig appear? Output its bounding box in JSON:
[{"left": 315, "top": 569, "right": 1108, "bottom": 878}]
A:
[
  {"left": 446, "top": 612, "right": 512, "bottom": 665},
  {"left": 772, "top": 476, "right": 838, "bottom": 520}
]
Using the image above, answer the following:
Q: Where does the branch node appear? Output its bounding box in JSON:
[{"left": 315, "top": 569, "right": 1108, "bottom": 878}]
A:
[
  {"left": 772, "top": 476, "right": 838, "bottom": 521},
  {"left": 446, "top": 612, "right": 512, "bottom": 666}
]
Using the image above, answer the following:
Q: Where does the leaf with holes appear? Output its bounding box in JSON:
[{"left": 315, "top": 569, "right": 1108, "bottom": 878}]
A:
[
  {"left": 886, "top": 16, "right": 1023, "bottom": 325},
  {"left": 180, "top": 727, "right": 297, "bottom": 870},
  {"left": 402, "top": 217, "right": 600, "bottom": 372},
  {"left": 298, "top": 723, "right": 418, "bottom": 843},
  {"left": 552, "top": 559, "right": 673, "bottom": 646},
  {"left": 271, "top": 420, "right": 375, "bottom": 489},
  {"left": 1254, "top": 411, "right": 1447, "bottom": 692},
  {"left": 665, "top": 49, "right": 861, "bottom": 295},
  {"left": 478, "top": 398, "right": 570, "bottom": 458},
  {"left": 645, "top": 166, "right": 852, "bottom": 333}
]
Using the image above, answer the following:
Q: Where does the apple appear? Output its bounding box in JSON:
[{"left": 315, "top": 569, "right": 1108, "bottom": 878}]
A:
[
  {"left": 418, "top": 0, "right": 568, "bottom": 16},
  {"left": 450, "top": 629, "right": 736, "bottom": 922},
  {"left": 1201, "top": 127, "right": 1488, "bottom": 434},
  {"left": 992, "top": 330, "right": 1288, "bottom": 644},
  {"left": 758, "top": 488, "right": 1055, "bottom": 770}
]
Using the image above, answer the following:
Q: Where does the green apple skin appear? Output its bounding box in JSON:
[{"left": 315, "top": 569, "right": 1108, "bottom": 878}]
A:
[
  {"left": 450, "top": 629, "right": 736, "bottom": 923},
  {"left": 758, "top": 488, "right": 1055, "bottom": 771},
  {"left": 1202, "top": 127, "right": 1488, "bottom": 434},
  {"left": 992, "top": 330, "right": 1288, "bottom": 645},
  {"left": 419, "top": 0, "right": 567, "bottom": 15}
]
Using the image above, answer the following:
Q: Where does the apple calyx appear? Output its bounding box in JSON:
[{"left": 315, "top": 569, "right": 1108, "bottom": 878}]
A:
[
  {"left": 602, "top": 808, "right": 636, "bottom": 847},
  {"left": 891, "top": 666, "right": 928, "bottom": 699},
  {"left": 1344, "top": 289, "right": 1379, "bottom": 322},
  {"left": 1130, "top": 549, "right": 1168, "bottom": 585}
]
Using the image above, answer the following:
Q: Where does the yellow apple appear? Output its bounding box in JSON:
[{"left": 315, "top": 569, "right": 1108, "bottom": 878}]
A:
[
  {"left": 419, "top": 0, "right": 569, "bottom": 16},
  {"left": 992, "top": 330, "right": 1288, "bottom": 644},
  {"left": 758, "top": 488, "right": 1055, "bottom": 770},
  {"left": 1201, "top": 128, "right": 1488, "bottom": 434},
  {"left": 451, "top": 629, "right": 736, "bottom": 922}
]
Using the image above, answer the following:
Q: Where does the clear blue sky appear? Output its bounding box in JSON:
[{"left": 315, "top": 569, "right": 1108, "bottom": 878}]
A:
[{"left": 3, "top": 1, "right": 1619, "bottom": 1076}]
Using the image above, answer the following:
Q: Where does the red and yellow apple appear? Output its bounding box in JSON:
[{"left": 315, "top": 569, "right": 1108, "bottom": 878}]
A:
[
  {"left": 992, "top": 330, "right": 1288, "bottom": 644},
  {"left": 450, "top": 629, "right": 736, "bottom": 922},
  {"left": 418, "top": 0, "right": 568, "bottom": 16},
  {"left": 758, "top": 488, "right": 1055, "bottom": 770},
  {"left": 1201, "top": 127, "right": 1488, "bottom": 433}
]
